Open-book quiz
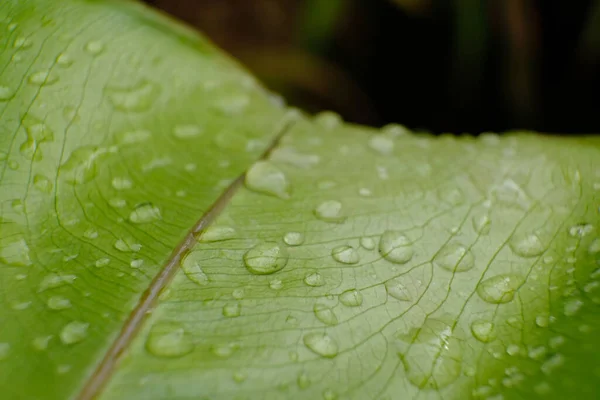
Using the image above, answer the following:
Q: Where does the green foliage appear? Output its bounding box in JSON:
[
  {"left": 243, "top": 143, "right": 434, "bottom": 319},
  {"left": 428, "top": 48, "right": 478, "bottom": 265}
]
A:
[{"left": 1, "top": 1, "right": 599, "bottom": 399}]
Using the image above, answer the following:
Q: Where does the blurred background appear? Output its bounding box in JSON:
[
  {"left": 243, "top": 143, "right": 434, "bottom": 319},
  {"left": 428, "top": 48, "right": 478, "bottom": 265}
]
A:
[{"left": 143, "top": 0, "right": 600, "bottom": 134}]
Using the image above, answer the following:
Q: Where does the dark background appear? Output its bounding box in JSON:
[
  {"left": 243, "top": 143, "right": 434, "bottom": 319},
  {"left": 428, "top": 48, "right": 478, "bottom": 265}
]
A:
[{"left": 143, "top": 0, "right": 600, "bottom": 135}]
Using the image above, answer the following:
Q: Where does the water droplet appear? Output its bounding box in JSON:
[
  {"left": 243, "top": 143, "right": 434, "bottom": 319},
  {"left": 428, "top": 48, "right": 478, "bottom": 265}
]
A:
[
  {"left": 130, "top": 259, "right": 144, "bottom": 269},
  {"left": 472, "top": 214, "right": 491, "bottom": 235},
  {"left": 297, "top": 371, "right": 311, "bottom": 389},
  {"left": 304, "top": 272, "right": 325, "bottom": 287},
  {"left": 173, "top": 124, "right": 203, "bottom": 139},
  {"left": 358, "top": 187, "right": 372, "bottom": 197},
  {"left": 223, "top": 302, "right": 241, "bottom": 318},
  {"left": 506, "top": 344, "right": 521, "bottom": 356},
  {"left": 269, "top": 279, "right": 283, "bottom": 290},
  {"left": 477, "top": 274, "right": 523, "bottom": 304},
  {"left": 541, "top": 354, "right": 564, "bottom": 375},
  {"left": 47, "top": 296, "right": 72, "bottom": 310},
  {"left": 535, "top": 314, "right": 549, "bottom": 328},
  {"left": 13, "top": 36, "right": 31, "bottom": 48},
  {"left": 563, "top": 298, "right": 583, "bottom": 316},
  {"left": 313, "top": 303, "right": 338, "bottom": 325},
  {"left": 109, "top": 198, "right": 126, "bottom": 208},
  {"left": 56, "top": 53, "right": 73, "bottom": 67},
  {"left": 83, "top": 229, "right": 98, "bottom": 240},
  {"left": 95, "top": 258, "right": 110, "bottom": 268},
  {"left": 33, "top": 175, "right": 52, "bottom": 193},
  {"left": 243, "top": 242, "right": 288, "bottom": 275},
  {"left": 385, "top": 278, "right": 413, "bottom": 301},
  {"left": 314, "top": 200, "right": 346, "bottom": 223},
  {"left": 303, "top": 333, "right": 338, "bottom": 358},
  {"left": 60, "top": 321, "right": 89, "bottom": 345},
  {"left": 129, "top": 203, "right": 161, "bottom": 224},
  {"left": 0, "top": 85, "right": 14, "bottom": 101},
  {"left": 0, "top": 343, "right": 10, "bottom": 360},
  {"left": 211, "top": 342, "right": 239, "bottom": 358},
  {"left": 569, "top": 223, "right": 594, "bottom": 237},
  {"left": 11, "top": 301, "right": 31, "bottom": 310},
  {"left": 379, "top": 230, "right": 413, "bottom": 264},
  {"left": 38, "top": 274, "right": 76, "bottom": 292},
  {"left": 145, "top": 321, "right": 194, "bottom": 358},
  {"left": 111, "top": 177, "right": 132, "bottom": 190},
  {"left": 528, "top": 345, "right": 547, "bottom": 360},
  {"left": 114, "top": 238, "right": 141, "bottom": 253},
  {"left": 509, "top": 233, "right": 545, "bottom": 257},
  {"left": 84, "top": 40, "right": 104, "bottom": 55},
  {"left": 116, "top": 129, "right": 151, "bottom": 145},
  {"left": 233, "top": 370, "right": 247, "bottom": 383},
  {"left": 32, "top": 336, "right": 52, "bottom": 351},
  {"left": 283, "top": 232, "right": 304, "bottom": 246},
  {"left": 331, "top": 245, "right": 359, "bottom": 264},
  {"left": 270, "top": 147, "right": 320, "bottom": 169},
  {"left": 434, "top": 242, "right": 475, "bottom": 272},
  {"left": 60, "top": 146, "right": 112, "bottom": 184},
  {"left": 181, "top": 254, "right": 209, "bottom": 286},
  {"left": 314, "top": 111, "right": 342, "bottom": 129},
  {"left": 339, "top": 289, "right": 363, "bottom": 306},
  {"left": 0, "top": 237, "right": 32, "bottom": 266},
  {"left": 589, "top": 238, "right": 600, "bottom": 254},
  {"left": 368, "top": 135, "right": 394, "bottom": 155},
  {"left": 245, "top": 161, "right": 290, "bottom": 199},
  {"left": 106, "top": 80, "right": 160, "bottom": 112},
  {"left": 215, "top": 94, "right": 249, "bottom": 115},
  {"left": 534, "top": 382, "right": 552, "bottom": 395},
  {"left": 322, "top": 389, "right": 337, "bottom": 400},
  {"left": 470, "top": 320, "right": 495, "bottom": 343},
  {"left": 28, "top": 70, "right": 57, "bottom": 86},
  {"left": 397, "top": 318, "right": 463, "bottom": 389},
  {"left": 200, "top": 226, "right": 236, "bottom": 242},
  {"left": 360, "top": 237, "right": 375, "bottom": 250}
]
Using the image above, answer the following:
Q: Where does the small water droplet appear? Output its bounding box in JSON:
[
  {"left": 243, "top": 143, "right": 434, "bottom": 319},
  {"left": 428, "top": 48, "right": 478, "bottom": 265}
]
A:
[
  {"left": 223, "top": 302, "right": 241, "bottom": 318},
  {"left": 368, "top": 135, "right": 394, "bottom": 155},
  {"left": 109, "top": 198, "right": 126, "bottom": 208},
  {"left": 588, "top": 238, "right": 600, "bottom": 254},
  {"left": 245, "top": 161, "right": 290, "bottom": 199},
  {"left": 331, "top": 245, "right": 359, "bottom": 264},
  {"left": 534, "top": 382, "right": 552, "bottom": 395},
  {"left": 0, "top": 85, "right": 14, "bottom": 101},
  {"left": 303, "top": 333, "right": 338, "bottom": 358},
  {"left": 563, "top": 298, "right": 583, "bottom": 316},
  {"left": 506, "top": 344, "right": 521, "bottom": 356},
  {"left": 60, "top": 146, "right": 112, "bottom": 184},
  {"left": 297, "top": 371, "right": 311, "bottom": 389},
  {"left": 173, "top": 124, "right": 203, "bottom": 139},
  {"left": 215, "top": 94, "right": 249, "bottom": 115},
  {"left": 111, "top": 177, "right": 132, "bottom": 190},
  {"left": 56, "top": 53, "right": 73, "bottom": 67},
  {"left": 470, "top": 320, "right": 495, "bottom": 343},
  {"left": 0, "top": 237, "right": 32, "bottom": 266},
  {"left": 130, "top": 259, "right": 144, "bottom": 269},
  {"left": 84, "top": 40, "right": 104, "bottom": 55},
  {"left": 358, "top": 187, "right": 372, "bottom": 197},
  {"left": 33, "top": 175, "right": 52, "bottom": 193},
  {"left": 541, "top": 354, "right": 564, "bottom": 375},
  {"left": 313, "top": 303, "right": 338, "bottom": 325},
  {"left": 38, "top": 274, "right": 76, "bottom": 292},
  {"left": 379, "top": 230, "right": 413, "bottom": 264},
  {"left": 94, "top": 258, "right": 110, "bottom": 268},
  {"left": 569, "top": 223, "right": 594, "bottom": 237},
  {"left": 339, "top": 289, "right": 363, "bottom": 307},
  {"left": 60, "top": 321, "right": 89, "bottom": 345},
  {"left": 528, "top": 345, "right": 547, "bottom": 360},
  {"left": 211, "top": 342, "right": 239, "bottom": 358},
  {"left": 13, "top": 36, "right": 32, "bottom": 48},
  {"left": 472, "top": 214, "right": 491, "bottom": 235},
  {"left": 0, "top": 343, "right": 10, "bottom": 360},
  {"left": 145, "top": 321, "right": 194, "bottom": 358},
  {"left": 535, "top": 315, "right": 549, "bottom": 328},
  {"left": 129, "top": 203, "right": 161, "bottom": 224},
  {"left": 269, "top": 279, "right": 283, "bottom": 290},
  {"left": 509, "top": 233, "right": 545, "bottom": 257},
  {"left": 243, "top": 242, "right": 288, "bottom": 275},
  {"left": 477, "top": 274, "right": 523, "bottom": 304},
  {"left": 83, "top": 229, "right": 98, "bottom": 240},
  {"left": 322, "top": 389, "right": 337, "bottom": 400},
  {"left": 360, "top": 237, "right": 375, "bottom": 250},
  {"left": 28, "top": 70, "right": 57, "bottom": 86},
  {"left": 106, "top": 80, "right": 160, "bottom": 112},
  {"left": 283, "top": 232, "right": 304, "bottom": 246},
  {"left": 314, "top": 200, "right": 346, "bottom": 223},
  {"left": 314, "top": 111, "right": 342, "bottom": 129},
  {"left": 32, "top": 336, "right": 52, "bottom": 351},
  {"left": 181, "top": 254, "right": 209, "bottom": 286},
  {"left": 548, "top": 336, "right": 565, "bottom": 349},
  {"left": 304, "top": 271, "right": 325, "bottom": 287},
  {"left": 114, "top": 238, "right": 142, "bottom": 253},
  {"left": 270, "top": 147, "right": 320, "bottom": 169},
  {"left": 385, "top": 278, "right": 413, "bottom": 301},
  {"left": 200, "top": 226, "right": 236, "bottom": 242},
  {"left": 434, "top": 242, "right": 475, "bottom": 272},
  {"left": 47, "top": 296, "right": 72, "bottom": 310}
]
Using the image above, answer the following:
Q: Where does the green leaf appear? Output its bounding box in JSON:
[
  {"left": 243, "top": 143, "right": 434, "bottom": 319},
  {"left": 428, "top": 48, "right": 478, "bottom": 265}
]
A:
[{"left": 1, "top": 1, "right": 600, "bottom": 400}]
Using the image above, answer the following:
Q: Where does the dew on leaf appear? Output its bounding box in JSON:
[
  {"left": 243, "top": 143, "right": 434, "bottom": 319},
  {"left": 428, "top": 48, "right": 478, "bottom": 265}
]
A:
[
  {"left": 379, "top": 230, "right": 413, "bottom": 264},
  {"left": 145, "top": 321, "right": 194, "bottom": 358},
  {"left": 509, "top": 232, "right": 546, "bottom": 258},
  {"left": 535, "top": 315, "right": 549, "bottom": 328},
  {"left": 358, "top": 188, "right": 372, "bottom": 197},
  {"left": 269, "top": 279, "right": 283, "bottom": 290},
  {"left": 303, "top": 333, "right": 338, "bottom": 358},
  {"left": 472, "top": 214, "right": 491, "bottom": 235},
  {"left": 60, "top": 146, "right": 112, "bottom": 184},
  {"left": 111, "top": 177, "right": 132, "bottom": 190},
  {"left": 243, "top": 242, "right": 288, "bottom": 275},
  {"left": 181, "top": 254, "right": 209, "bottom": 286},
  {"left": 129, "top": 203, "right": 161, "bottom": 224},
  {"left": 105, "top": 80, "right": 160, "bottom": 112},
  {"left": 541, "top": 354, "right": 565, "bottom": 375},
  {"left": 588, "top": 238, "right": 600, "bottom": 254},
  {"left": 297, "top": 371, "right": 311, "bottom": 389},
  {"left": 568, "top": 223, "right": 594, "bottom": 237},
  {"left": 331, "top": 245, "right": 359, "bottom": 264},
  {"left": 0, "top": 237, "right": 32, "bottom": 266},
  {"left": 47, "top": 296, "right": 72, "bottom": 310},
  {"left": 130, "top": 259, "right": 144, "bottom": 269},
  {"left": 109, "top": 198, "right": 126, "bottom": 208},
  {"left": 385, "top": 278, "right": 413, "bottom": 301},
  {"left": 368, "top": 135, "right": 394, "bottom": 155},
  {"left": 32, "top": 336, "right": 52, "bottom": 351},
  {"left": 211, "top": 342, "right": 239, "bottom": 358},
  {"left": 28, "top": 70, "right": 57, "bottom": 86},
  {"left": 434, "top": 242, "right": 475, "bottom": 272},
  {"left": 13, "top": 36, "right": 32, "bottom": 48},
  {"left": 304, "top": 272, "right": 324, "bottom": 287},
  {"left": 56, "top": 53, "right": 73, "bottom": 66},
  {"left": 114, "top": 238, "right": 142, "bottom": 253},
  {"left": 60, "top": 321, "right": 89, "bottom": 345},
  {"left": 116, "top": 129, "right": 151, "bottom": 145},
  {"left": 83, "top": 229, "right": 98, "bottom": 240},
  {"left": 339, "top": 289, "right": 363, "bottom": 307},
  {"left": 313, "top": 303, "right": 338, "bottom": 325},
  {"left": 360, "top": 237, "right": 375, "bottom": 250},
  {"left": 269, "top": 147, "right": 320, "bottom": 169},
  {"left": 322, "top": 389, "right": 337, "bottom": 400},
  {"left": 528, "top": 345, "right": 547, "bottom": 360},
  {"left": 314, "top": 200, "right": 346, "bottom": 223},
  {"left": 245, "top": 161, "right": 290, "bottom": 199},
  {"left": 0, "top": 343, "right": 10, "bottom": 360},
  {"left": 314, "top": 111, "right": 342, "bottom": 129},
  {"left": 470, "top": 320, "right": 495, "bottom": 343},
  {"left": 563, "top": 298, "right": 583, "bottom": 316},
  {"left": 173, "top": 124, "right": 203, "bottom": 139},
  {"left": 283, "top": 231, "right": 304, "bottom": 246},
  {"left": 506, "top": 344, "right": 521, "bottom": 356},
  {"left": 84, "top": 40, "right": 104, "bottom": 55},
  {"left": 223, "top": 302, "right": 241, "bottom": 318},
  {"left": 0, "top": 85, "right": 14, "bottom": 101},
  {"left": 200, "top": 226, "right": 236, "bottom": 242},
  {"left": 33, "top": 175, "right": 52, "bottom": 193},
  {"left": 38, "top": 274, "right": 76, "bottom": 292},
  {"left": 95, "top": 258, "right": 110, "bottom": 267},
  {"left": 477, "top": 274, "right": 522, "bottom": 304}
]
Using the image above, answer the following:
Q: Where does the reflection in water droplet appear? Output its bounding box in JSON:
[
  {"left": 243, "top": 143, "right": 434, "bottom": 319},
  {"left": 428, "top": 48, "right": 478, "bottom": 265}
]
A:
[
  {"left": 477, "top": 274, "right": 522, "bottom": 304},
  {"left": 245, "top": 161, "right": 290, "bottom": 199},
  {"left": 60, "top": 321, "right": 89, "bottom": 345},
  {"left": 379, "top": 230, "right": 413, "bottom": 264},
  {"left": 339, "top": 289, "right": 363, "bottom": 307},
  {"left": 129, "top": 203, "right": 161, "bottom": 224},
  {"left": 304, "top": 272, "right": 325, "bottom": 287},
  {"left": 303, "top": 333, "right": 338, "bottom": 358},
  {"left": 105, "top": 80, "right": 160, "bottom": 112},
  {"left": 313, "top": 303, "right": 338, "bottom": 325},
  {"left": 470, "top": 320, "right": 495, "bottom": 343},
  {"left": 331, "top": 245, "right": 359, "bottom": 264},
  {"left": 434, "top": 242, "right": 475, "bottom": 272},
  {"left": 509, "top": 233, "right": 545, "bottom": 257},
  {"left": 145, "top": 321, "right": 194, "bottom": 358},
  {"left": 314, "top": 200, "right": 346, "bottom": 223},
  {"left": 283, "top": 232, "right": 304, "bottom": 246},
  {"left": 243, "top": 242, "right": 288, "bottom": 275}
]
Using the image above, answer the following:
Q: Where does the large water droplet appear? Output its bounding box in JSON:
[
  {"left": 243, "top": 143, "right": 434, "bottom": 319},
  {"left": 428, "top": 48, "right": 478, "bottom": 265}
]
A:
[
  {"left": 105, "top": 80, "right": 160, "bottom": 112},
  {"left": 470, "top": 320, "right": 495, "bottom": 343},
  {"left": 129, "top": 203, "right": 161, "bottom": 224},
  {"left": 200, "top": 226, "right": 236, "bottom": 242},
  {"left": 434, "top": 242, "right": 475, "bottom": 272},
  {"left": 331, "top": 245, "right": 359, "bottom": 264},
  {"left": 0, "top": 237, "right": 32, "bottom": 266},
  {"left": 303, "top": 333, "right": 338, "bottom": 358},
  {"left": 304, "top": 271, "right": 325, "bottom": 287},
  {"left": 509, "top": 233, "right": 545, "bottom": 257},
  {"left": 270, "top": 147, "right": 320, "bottom": 169},
  {"left": 47, "top": 296, "right": 72, "bottom": 310},
  {"left": 145, "top": 321, "right": 194, "bottom": 358},
  {"left": 477, "top": 274, "right": 523, "bottom": 304},
  {"left": 245, "top": 161, "right": 290, "bottom": 199},
  {"left": 38, "top": 274, "right": 76, "bottom": 292},
  {"left": 28, "top": 70, "right": 57, "bottom": 86},
  {"left": 379, "top": 230, "right": 413, "bottom": 264},
  {"left": 314, "top": 200, "right": 346, "bottom": 223},
  {"left": 20, "top": 120, "right": 54, "bottom": 161},
  {"left": 243, "top": 242, "right": 288, "bottom": 275},
  {"left": 339, "top": 289, "right": 363, "bottom": 307},
  {"left": 283, "top": 232, "right": 304, "bottom": 246},
  {"left": 60, "top": 321, "right": 89, "bottom": 345},
  {"left": 385, "top": 278, "right": 413, "bottom": 301},
  {"left": 368, "top": 135, "right": 394, "bottom": 155},
  {"left": 312, "top": 303, "right": 337, "bottom": 325},
  {"left": 32, "top": 336, "right": 52, "bottom": 351},
  {"left": 397, "top": 318, "right": 463, "bottom": 389},
  {"left": 173, "top": 124, "right": 203, "bottom": 139}
]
